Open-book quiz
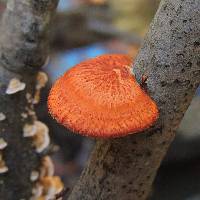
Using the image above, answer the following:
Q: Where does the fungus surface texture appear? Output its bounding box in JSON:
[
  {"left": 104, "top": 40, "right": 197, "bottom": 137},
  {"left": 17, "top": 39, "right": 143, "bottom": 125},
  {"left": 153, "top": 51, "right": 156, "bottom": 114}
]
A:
[{"left": 48, "top": 54, "right": 158, "bottom": 138}]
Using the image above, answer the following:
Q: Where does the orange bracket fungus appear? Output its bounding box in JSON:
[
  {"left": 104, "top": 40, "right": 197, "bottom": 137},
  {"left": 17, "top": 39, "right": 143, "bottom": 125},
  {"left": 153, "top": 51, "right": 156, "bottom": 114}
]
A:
[{"left": 48, "top": 54, "right": 159, "bottom": 138}]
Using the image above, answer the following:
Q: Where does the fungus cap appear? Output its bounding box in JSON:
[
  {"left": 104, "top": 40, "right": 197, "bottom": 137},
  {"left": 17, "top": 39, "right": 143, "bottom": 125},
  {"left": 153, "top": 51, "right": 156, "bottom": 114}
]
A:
[{"left": 48, "top": 54, "right": 159, "bottom": 138}]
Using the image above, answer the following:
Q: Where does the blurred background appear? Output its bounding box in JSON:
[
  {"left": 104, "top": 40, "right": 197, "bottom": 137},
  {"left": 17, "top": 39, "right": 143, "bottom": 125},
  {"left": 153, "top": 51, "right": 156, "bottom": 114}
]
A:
[{"left": 0, "top": 0, "right": 200, "bottom": 199}]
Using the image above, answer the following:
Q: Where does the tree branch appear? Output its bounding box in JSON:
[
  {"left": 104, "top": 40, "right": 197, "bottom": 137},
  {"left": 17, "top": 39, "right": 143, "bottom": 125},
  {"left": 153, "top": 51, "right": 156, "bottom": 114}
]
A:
[
  {"left": 0, "top": 1, "right": 58, "bottom": 199},
  {"left": 68, "top": 0, "right": 200, "bottom": 199}
]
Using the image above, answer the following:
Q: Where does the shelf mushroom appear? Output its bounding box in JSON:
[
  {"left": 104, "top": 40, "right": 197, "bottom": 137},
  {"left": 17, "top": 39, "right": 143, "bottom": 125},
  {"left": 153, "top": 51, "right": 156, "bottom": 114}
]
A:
[{"left": 48, "top": 54, "right": 159, "bottom": 138}]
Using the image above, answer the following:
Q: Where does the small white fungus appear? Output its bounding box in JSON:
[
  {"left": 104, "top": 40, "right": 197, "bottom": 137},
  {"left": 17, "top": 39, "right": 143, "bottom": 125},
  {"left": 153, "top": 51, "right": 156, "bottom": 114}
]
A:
[
  {"left": 36, "top": 71, "right": 48, "bottom": 90},
  {"left": 0, "top": 154, "right": 8, "bottom": 174},
  {"left": 30, "top": 170, "right": 40, "bottom": 182},
  {"left": 6, "top": 78, "right": 26, "bottom": 94},
  {"left": 26, "top": 93, "right": 33, "bottom": 103},
  {"left": 33, "top": 72, "right": 48, "bottom": 104},
  {"left": 0, "top": 165, "right": 8, "bottom": 174},
  {"left": 0, "top": 138, "right": 7, "bottom": 150},
  {"left": 23, "top": 121, "right": 50, "bottom": 153},
  {"left": 23, "top": 123, "right": 37, "bottom": 137},
  {"left": 41, "top": 176, "right": 64, "bottom": 200},
  {"left": 21, "top": 113, "right": 28, "bottom": 119},
  {"left": 0, "top": 113, "right": 6, "bottom": 121},
  {"left": 33, "top": 121, "right": 50, "bottom": 153}
]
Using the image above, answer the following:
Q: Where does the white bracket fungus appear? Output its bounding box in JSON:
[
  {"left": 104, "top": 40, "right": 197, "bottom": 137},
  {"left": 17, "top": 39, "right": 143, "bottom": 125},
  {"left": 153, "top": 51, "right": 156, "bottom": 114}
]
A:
[
  {"left": 33, "top": 72, "right": 48, "bottom": 104},
  {"left": 30, "top": 176, "right": 63, "bottom": 200},
  {"left": 30, "top": 170, "right": 40, "bottom": 182},
  {"left": 0, "top": 113, "right": 6, "bottom": 121},
  {"left": 23, "top": 123, "right": 37, "bottom": 137},
  {"left": 40, "top": 176, "right": 64, "bottom": 200},
  {"left": 0, "top": 153, "right": 8, "bottom": 174},
  {"left": 21, "top": 112, "right": 28, "bottom": 119},
  {"left": 33, "top": 121, "right": 50, "bottom": 153},
  {"left": 0, "top": 138, "right": 7, "bottom": 150},
  {"left": 23, "top": 121, "right": 50, "bottom": 153},
  {"left": 6, "top": 78, "right": 26, "bottom": 94}
]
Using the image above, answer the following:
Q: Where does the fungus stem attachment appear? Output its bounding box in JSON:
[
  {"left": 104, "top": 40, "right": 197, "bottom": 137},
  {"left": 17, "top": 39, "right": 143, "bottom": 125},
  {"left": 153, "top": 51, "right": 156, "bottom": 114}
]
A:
[{"left": 141, "top": 74, "right": 148, "bottom": 89}]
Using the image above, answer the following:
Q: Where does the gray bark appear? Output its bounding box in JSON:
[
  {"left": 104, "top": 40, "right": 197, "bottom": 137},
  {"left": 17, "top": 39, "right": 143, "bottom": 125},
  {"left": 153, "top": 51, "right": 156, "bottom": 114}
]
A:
[
  {"left": 68, "top": 0, "right": 200, "bottom": 199},
  {"left": 0, "top": 1, "right": 58, "bottom": 199}
]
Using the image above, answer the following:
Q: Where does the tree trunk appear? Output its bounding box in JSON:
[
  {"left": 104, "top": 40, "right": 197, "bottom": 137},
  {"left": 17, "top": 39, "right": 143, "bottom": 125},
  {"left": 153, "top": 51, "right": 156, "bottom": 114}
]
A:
[
  {"left": 0, "top": 1, "right": 58, "bottom": 199},
  {"left": 68, "top": 0, "right": 200, "bottom": 199}
]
